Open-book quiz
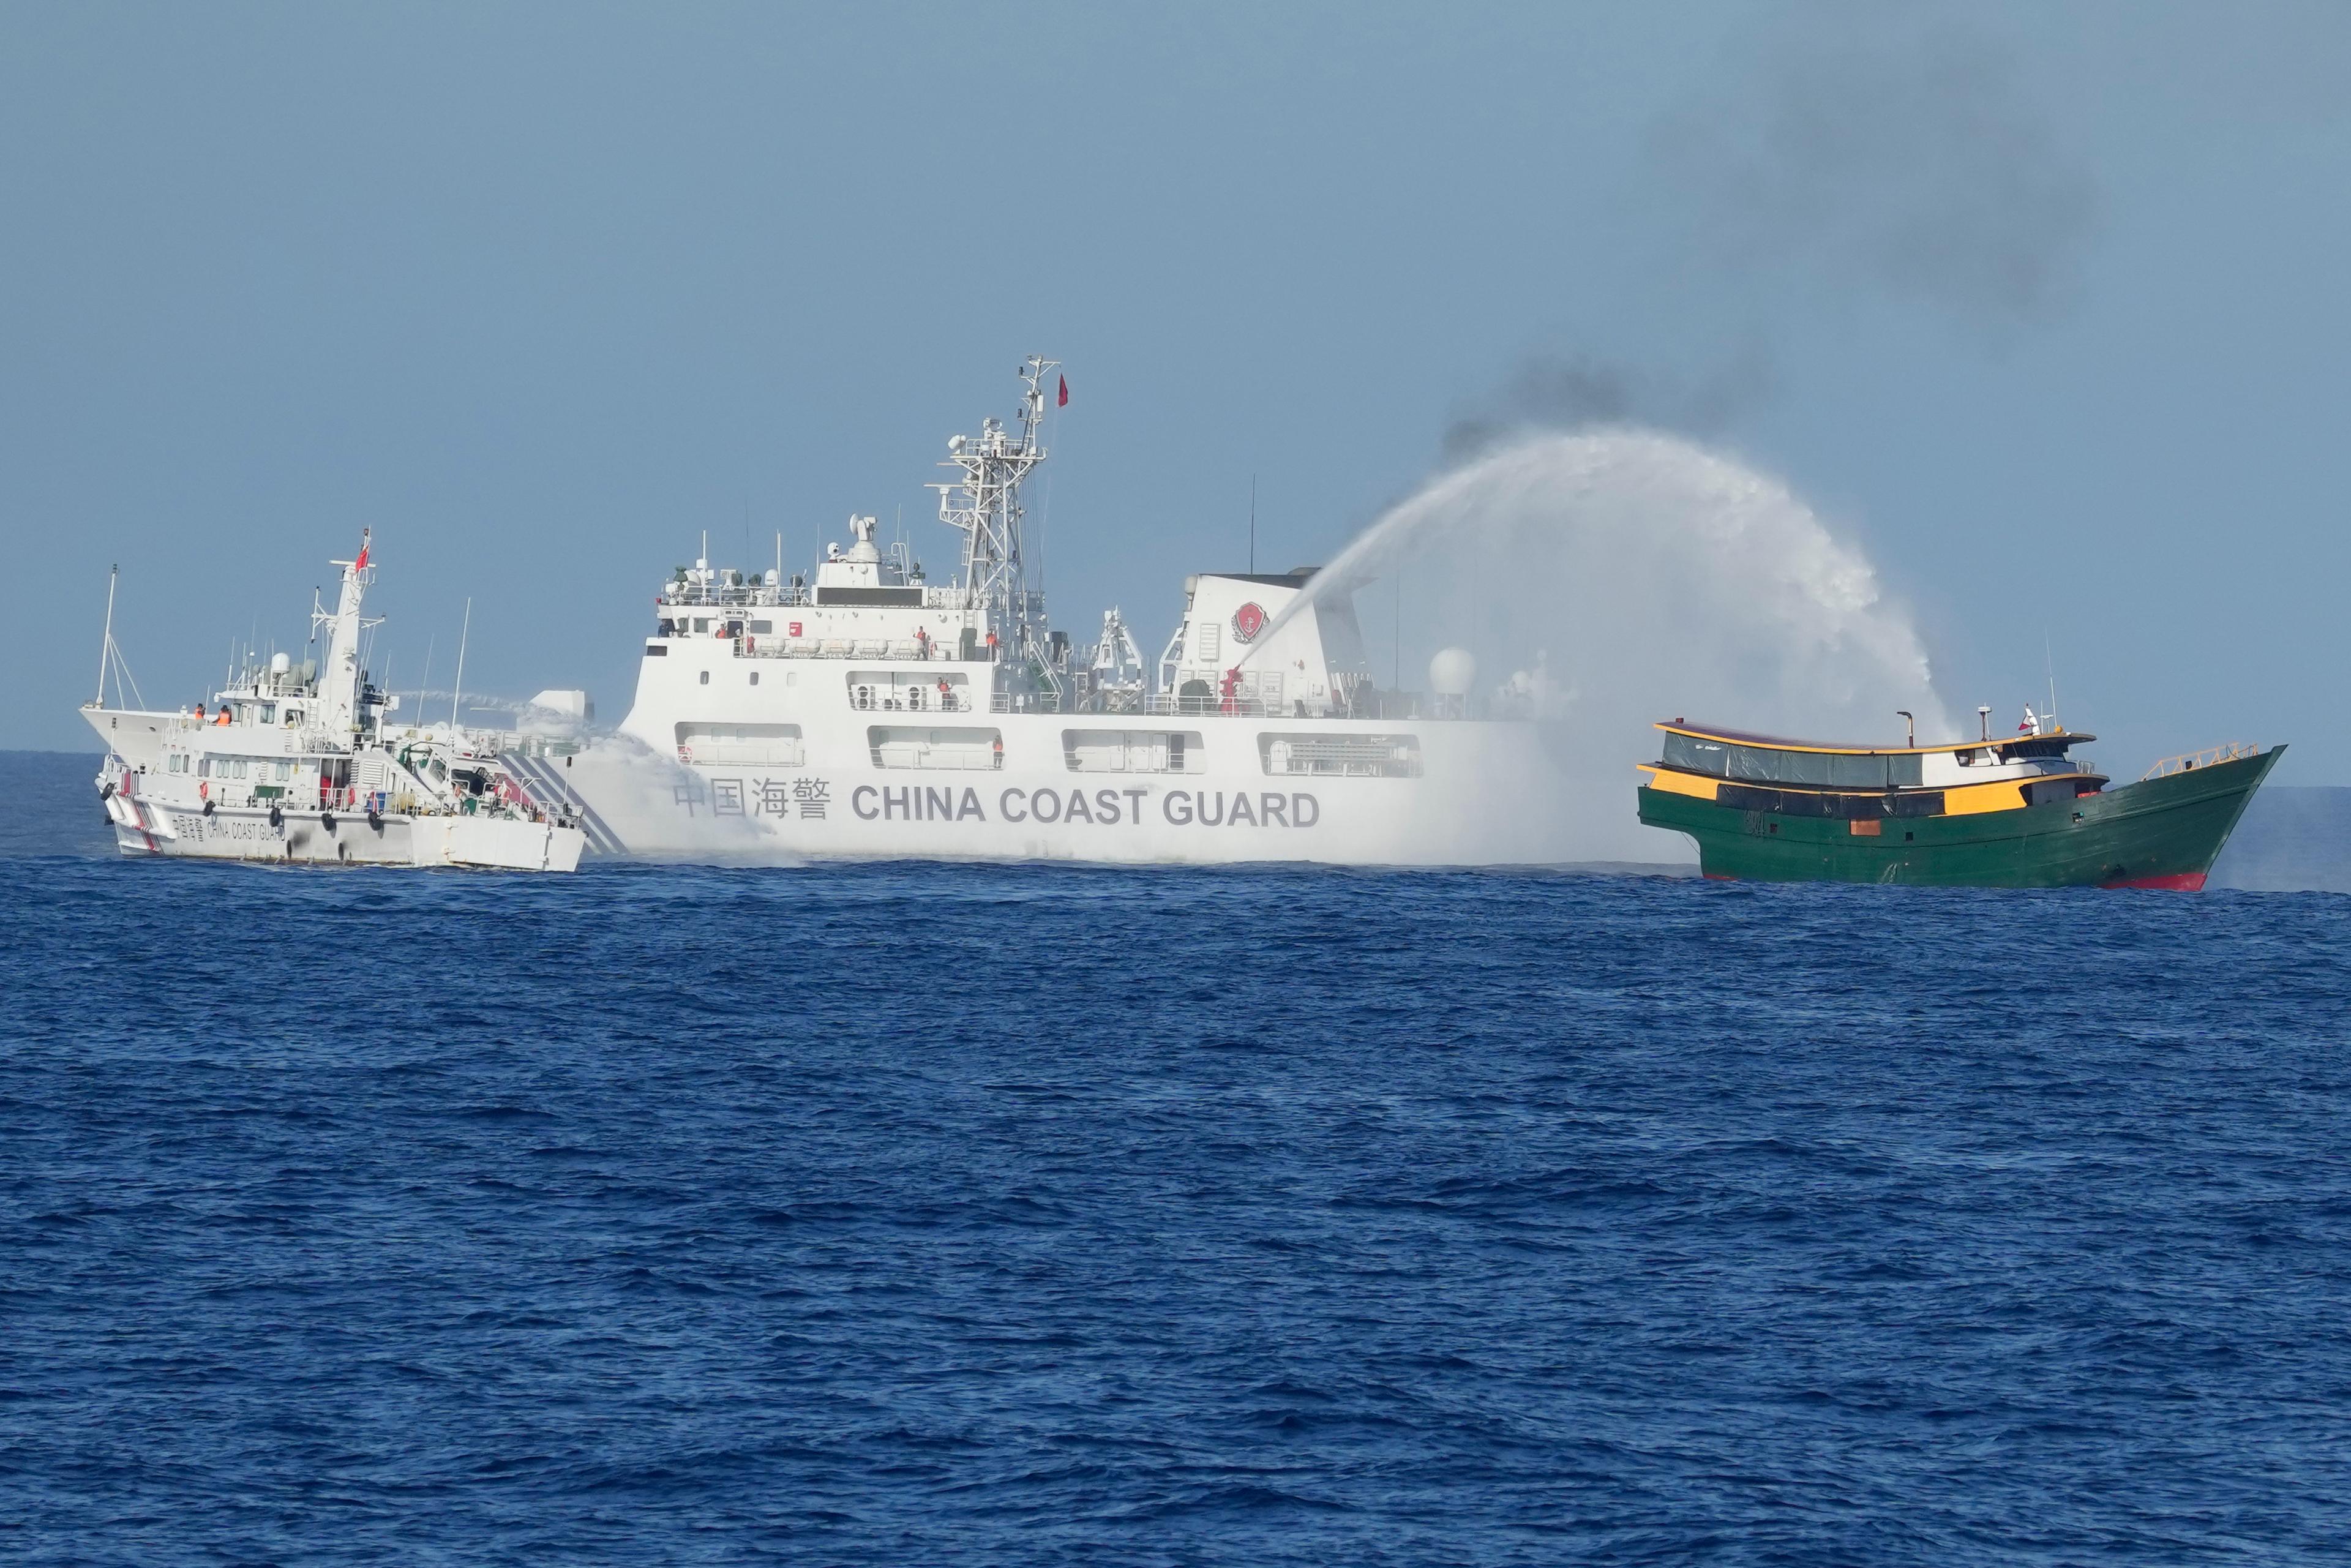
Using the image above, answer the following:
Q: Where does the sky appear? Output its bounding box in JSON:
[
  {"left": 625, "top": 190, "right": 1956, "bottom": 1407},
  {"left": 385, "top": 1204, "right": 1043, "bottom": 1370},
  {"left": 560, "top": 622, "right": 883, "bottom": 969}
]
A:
[{"left": 4, "top": 2, "right": 2349, "bottom": 778}]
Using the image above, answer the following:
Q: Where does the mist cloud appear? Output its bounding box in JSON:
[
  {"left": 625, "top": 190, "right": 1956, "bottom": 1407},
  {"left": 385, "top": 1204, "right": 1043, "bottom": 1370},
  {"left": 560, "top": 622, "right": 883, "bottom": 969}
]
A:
[{"left": 1647, "top": 13, "right": 2099, "bottom": 331}]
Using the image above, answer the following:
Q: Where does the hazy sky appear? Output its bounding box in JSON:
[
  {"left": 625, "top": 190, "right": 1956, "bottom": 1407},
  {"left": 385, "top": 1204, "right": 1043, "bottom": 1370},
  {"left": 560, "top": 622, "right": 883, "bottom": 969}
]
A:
[{"left": 5, "top": 2, "right": 2348, "bottom": 777}]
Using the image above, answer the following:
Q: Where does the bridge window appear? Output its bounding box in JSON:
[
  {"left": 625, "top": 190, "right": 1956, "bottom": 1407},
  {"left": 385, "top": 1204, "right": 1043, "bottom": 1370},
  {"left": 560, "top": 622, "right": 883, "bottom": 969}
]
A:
[{"left": 1661, "top": 732, "right": 1919, "bottom": 789}]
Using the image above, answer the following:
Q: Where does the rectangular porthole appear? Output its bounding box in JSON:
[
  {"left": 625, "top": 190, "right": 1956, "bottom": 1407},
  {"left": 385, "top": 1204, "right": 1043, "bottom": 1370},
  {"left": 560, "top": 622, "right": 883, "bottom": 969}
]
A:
[
  {"left": 1258, "top": 733, "right": 1421, "bottom": 779},
  {"left": 847, "top": 669, "right": 971, "bottom": 713},
  {"left": 1063, "top": 729, "right": 1204, "bottom": 774},
  {"left": 675, "top": 722, "right": 804, "bottom": 765},
  {"left": 868, "top": 726, "right": 1003, "bottom": 770}
]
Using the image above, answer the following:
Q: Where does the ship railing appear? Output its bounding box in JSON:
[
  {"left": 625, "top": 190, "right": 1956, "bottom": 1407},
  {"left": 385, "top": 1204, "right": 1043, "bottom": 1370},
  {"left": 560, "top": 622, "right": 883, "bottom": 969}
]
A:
[
  {"left": 1142, "top": 694, "right": 1279, "bottom": 718},
  {"left": 658, "top": 582, "right": 982, "bottom": 611},
  {"left": 744, "top": 639, "right": 964, "bottom": 662},
  {"left": 2140, "top": 742, "right": 2260, "bottom": 781},
  {"left": 973, "top": 689, "right": 1469, "bottom": 720},
  {"left": 658, "top": 583, "right": 812, "bottom": 610},
  {"left": 1139, "top": 693, "right": 1415, "bottom": 719},
  {"left": 494, "top": 734, "right": 585, "bottom": 760}
]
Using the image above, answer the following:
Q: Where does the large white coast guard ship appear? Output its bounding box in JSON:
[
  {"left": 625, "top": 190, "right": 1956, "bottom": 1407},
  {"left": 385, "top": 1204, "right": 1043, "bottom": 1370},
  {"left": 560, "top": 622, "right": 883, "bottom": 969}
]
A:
[
  {"left": 542, "top": 359, "right": 1581, "bottom": 865},
  {"left": 83, "top": 536, "right": 585, "bottom": 871}
]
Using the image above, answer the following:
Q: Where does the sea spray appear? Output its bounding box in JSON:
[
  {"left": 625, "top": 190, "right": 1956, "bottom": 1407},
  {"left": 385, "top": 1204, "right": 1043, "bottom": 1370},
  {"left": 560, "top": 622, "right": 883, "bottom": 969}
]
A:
[{"left": 1252, "top": 427, "right": 1950, "bottom": 859}]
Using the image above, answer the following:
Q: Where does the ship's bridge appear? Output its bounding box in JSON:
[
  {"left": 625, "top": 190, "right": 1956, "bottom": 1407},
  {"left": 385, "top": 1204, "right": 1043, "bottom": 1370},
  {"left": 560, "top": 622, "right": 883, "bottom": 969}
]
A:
[
  {"left": 1654, "top": 721, "right": 2101, "bottom": 792},
  {"left": 1157, "top": 569, "right": 1371, "bottom": 719}
]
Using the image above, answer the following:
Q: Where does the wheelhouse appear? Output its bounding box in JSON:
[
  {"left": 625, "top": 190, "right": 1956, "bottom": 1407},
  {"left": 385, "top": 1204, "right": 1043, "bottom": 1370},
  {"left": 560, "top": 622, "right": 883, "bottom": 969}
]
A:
[{"left": 1641, "top": 720, "right": 2109, "bottom": 822}]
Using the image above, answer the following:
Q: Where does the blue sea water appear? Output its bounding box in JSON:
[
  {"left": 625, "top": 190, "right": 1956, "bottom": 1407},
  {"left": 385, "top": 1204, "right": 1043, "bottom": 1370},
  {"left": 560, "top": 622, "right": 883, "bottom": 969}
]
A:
[{"left": 6, "top": 752, "right": 2351, "bottom": 1564}]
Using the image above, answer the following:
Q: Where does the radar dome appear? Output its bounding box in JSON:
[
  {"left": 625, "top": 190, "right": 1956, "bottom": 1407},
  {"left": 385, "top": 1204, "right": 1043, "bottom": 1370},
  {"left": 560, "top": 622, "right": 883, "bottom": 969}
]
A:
[
  {"left": 1429, "top": 647, "right": 1477, "bottom": 697},
  {"left": 269, "top": 651, "right": 291, "bottom": 675}
]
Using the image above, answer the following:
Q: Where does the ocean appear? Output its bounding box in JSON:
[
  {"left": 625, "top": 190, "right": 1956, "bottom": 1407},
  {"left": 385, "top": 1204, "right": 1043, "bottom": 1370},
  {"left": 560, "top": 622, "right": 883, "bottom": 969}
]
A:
[{"left": 6, "top": 751, "right": 2349, "bottom": 1564}]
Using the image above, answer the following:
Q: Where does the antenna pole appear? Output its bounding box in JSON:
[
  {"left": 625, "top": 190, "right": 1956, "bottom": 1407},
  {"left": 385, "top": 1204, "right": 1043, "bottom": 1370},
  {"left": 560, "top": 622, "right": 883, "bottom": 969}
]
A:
[
  {"left": 449, "top": 599, "right": 471, "bottom": 729},
  {"left": 96, "top": 566, "right": 118, "bottom": 707},
  {"left": 416, "top": 634, "right": 433, "bottom": 733},
  {"left": 2045, "top": 629, "right": 2058, "bottom": 732},
  {"left": 1249, "top": 476, "right": 1256, "bottom": 574}
]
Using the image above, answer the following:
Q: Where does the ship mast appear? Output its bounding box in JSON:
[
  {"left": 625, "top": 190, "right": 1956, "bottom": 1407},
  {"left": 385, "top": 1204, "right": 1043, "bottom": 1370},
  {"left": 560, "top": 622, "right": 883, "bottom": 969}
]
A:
[
  {"left": 313, "top": 529, "right": 378, "bottom": 739},
  {"left": 94, "top": 566, "right": 118, "bottom": 708},
  {"left": 932, "top": 357, "right": 1056, "bottom": 673}
]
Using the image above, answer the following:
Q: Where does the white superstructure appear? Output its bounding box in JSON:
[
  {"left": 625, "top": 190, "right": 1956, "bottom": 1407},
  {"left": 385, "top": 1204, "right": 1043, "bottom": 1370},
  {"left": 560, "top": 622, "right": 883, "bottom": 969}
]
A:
[
  {"left": 552, "top": 359, "right": 1581, "bottom": 865},
  {"left": 83, "top": 535, "right": 585, "bottom": 871}
]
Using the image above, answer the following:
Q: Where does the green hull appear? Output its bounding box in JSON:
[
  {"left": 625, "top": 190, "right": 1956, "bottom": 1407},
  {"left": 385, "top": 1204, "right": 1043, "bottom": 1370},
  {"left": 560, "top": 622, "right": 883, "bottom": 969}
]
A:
[{"left": 1638, "top": 747, "right": 2283, "bottom": 888}]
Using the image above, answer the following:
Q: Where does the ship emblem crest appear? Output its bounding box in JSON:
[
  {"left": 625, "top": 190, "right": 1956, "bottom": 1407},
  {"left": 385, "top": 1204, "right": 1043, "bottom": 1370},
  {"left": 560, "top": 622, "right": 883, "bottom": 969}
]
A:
[{"left": 1231, "top": 602, "right": 1267, "bottom": 643}]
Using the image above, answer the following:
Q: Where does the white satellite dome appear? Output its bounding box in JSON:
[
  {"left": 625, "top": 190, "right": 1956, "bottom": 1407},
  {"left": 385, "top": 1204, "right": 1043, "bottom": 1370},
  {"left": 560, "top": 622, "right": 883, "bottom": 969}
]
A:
[
  {"left": 1429, "top": 647, "right": 1477, "bottom": 697},
  {"left": 269, "top": 651, "right": 291, "bottom": 675}
]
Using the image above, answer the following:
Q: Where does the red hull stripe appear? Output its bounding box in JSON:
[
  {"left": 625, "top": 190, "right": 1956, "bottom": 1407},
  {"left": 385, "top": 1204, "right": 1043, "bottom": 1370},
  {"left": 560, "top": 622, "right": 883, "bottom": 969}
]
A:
[{"left": 2101, "top": 872, "right": 2208, "bottom": 891}]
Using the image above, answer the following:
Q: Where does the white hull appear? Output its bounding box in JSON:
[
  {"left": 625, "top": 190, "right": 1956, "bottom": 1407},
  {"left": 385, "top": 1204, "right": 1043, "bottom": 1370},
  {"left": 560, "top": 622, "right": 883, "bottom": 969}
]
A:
[
  {"left": 538, "top": 718, "right": 1591, "bottom": 866},
  {"left": 105, "top": 786, "right": 583, "bottom": 871}
]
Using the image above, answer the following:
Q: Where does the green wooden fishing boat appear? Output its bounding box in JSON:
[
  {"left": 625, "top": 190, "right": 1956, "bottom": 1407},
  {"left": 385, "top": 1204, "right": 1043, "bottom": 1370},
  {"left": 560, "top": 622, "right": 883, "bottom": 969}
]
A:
[{"left": 1636, "top": 716, "right": 2281, "bottom": 888}]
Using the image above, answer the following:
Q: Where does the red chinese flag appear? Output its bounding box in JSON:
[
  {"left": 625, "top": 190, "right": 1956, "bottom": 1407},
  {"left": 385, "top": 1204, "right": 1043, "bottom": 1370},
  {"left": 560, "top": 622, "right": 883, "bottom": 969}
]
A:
[
  {"left": 354, "top": 541, "right": 370, "bottom": 571},
  {"left": 1057, "top": 375, "right": 1069, "bottom": 408}
]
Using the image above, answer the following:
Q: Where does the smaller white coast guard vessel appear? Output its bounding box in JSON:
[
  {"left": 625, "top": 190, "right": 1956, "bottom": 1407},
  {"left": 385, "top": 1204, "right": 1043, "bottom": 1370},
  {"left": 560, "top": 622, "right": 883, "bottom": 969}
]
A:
[{"left": 82, "top": 535, "right": 585, "bottom": 871}]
